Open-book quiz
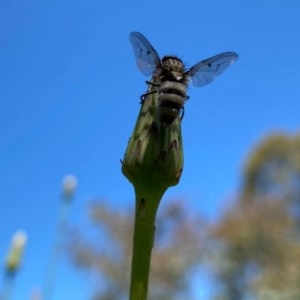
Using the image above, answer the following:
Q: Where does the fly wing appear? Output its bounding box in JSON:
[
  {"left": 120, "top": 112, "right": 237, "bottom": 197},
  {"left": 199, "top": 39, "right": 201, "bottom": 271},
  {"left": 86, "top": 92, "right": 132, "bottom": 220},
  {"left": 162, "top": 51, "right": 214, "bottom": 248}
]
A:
[
  {"left": 187, "top": 52, "right": 238, "bottom": 87},
  {"left": 129, "top": 32, "right": 161, "bottom": 76}
]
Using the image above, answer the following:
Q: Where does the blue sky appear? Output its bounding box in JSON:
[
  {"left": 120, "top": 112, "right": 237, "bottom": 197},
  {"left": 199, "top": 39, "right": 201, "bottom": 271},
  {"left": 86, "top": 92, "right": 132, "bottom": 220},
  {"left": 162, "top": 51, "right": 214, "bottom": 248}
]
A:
[{"left": 1, "top": 0, "right": 299, "bottom": 299}]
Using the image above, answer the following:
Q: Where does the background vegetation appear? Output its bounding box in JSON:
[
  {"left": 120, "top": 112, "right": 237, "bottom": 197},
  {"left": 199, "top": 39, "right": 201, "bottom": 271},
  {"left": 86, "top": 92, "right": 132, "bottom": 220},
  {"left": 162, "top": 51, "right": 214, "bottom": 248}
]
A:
[{"left": 62, "top": 132, "right": 300, "bottom": 299}]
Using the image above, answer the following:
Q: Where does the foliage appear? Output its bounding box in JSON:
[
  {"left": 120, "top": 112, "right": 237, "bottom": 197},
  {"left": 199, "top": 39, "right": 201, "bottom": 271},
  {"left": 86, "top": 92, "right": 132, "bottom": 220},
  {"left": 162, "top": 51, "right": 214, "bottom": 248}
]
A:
[
  {"left": 242, "top": 132, "right": 300, "bottom": 203},
  {"left": 209, "top": 132, "right": 300, "bottom": 300},
  {"left": 67, "top": 131, "right": 300, "bottom": 299}
]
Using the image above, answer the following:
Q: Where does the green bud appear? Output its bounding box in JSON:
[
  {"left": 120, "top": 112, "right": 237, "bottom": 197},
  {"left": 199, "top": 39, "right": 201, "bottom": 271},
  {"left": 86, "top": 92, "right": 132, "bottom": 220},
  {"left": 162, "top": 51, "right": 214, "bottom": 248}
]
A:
[
  {"left": 61, "top": 174, "right": 77, "bottom": 201},
  {"left": 123, "top": 78, "right": 185, "bottom": 300},
  {"left": 5, "top": 231, "right": 27, "bottom": 275},
  {"left": 122, "top": 81, "right": 184, "bottom": 193}
]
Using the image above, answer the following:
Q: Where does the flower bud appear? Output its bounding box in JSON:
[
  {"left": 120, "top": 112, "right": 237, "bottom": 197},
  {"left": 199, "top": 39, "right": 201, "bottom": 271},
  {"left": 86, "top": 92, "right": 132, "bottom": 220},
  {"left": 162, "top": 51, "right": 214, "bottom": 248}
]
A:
[
  {"left": 122, "top": 83, "right": 183, "bottom": 192},
  {"left": 5, "top": 230, "right": 27, "bottom": 275},
  {"left": 62, "top": 174, "right": 78, "bottom": 200}
]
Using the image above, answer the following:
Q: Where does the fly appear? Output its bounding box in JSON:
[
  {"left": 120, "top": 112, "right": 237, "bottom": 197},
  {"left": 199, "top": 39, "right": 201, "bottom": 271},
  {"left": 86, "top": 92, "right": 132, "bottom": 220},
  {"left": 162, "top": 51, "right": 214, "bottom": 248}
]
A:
[{"left": 129, "top": 32, "right": 238, "bottom": 125}]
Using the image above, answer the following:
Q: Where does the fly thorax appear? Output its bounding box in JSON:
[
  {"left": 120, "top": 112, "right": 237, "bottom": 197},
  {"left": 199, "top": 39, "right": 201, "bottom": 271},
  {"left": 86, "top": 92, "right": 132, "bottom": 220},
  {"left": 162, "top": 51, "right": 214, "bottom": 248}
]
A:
[{"left": 161, "top": 56, "right": 185, "bottom": 82}]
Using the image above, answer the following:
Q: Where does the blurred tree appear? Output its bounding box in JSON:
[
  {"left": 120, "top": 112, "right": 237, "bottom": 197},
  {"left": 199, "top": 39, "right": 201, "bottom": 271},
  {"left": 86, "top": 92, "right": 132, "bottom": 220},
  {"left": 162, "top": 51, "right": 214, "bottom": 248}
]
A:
[
  {"left": 209, "top": 132, "right": 300, "bottom": 300},
  {"left": 67, "top": 132, "right": 300, "bottom": 299},
  {"left": 242, "top": 133, "right": 300, "bottom": 204},
  {"left": 67, "top": 200, "right": 205, "bottom": 300}
]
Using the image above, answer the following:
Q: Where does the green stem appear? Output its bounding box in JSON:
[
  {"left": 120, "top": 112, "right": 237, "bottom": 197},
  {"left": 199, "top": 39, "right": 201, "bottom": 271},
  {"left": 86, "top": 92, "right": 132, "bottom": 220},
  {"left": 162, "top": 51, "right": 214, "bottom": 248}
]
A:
[
  {"left": 129, "top": 181, "right": 166, "bottom": 300},
  {"left": 123, "top": 79, "right": 183, "bottom": 299},
  {"left": 0, "top": 272, "right": 15, "bottom": 300},
  {"left": 43, "top": 198, "right": 71, "bottom": 300}
]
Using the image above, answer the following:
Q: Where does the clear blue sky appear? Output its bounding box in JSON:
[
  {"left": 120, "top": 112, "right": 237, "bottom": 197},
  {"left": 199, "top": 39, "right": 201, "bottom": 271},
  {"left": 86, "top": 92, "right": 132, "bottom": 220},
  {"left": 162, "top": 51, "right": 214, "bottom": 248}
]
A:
[{"left": 1, "top": 0, "right": 299, "bottom": 299}]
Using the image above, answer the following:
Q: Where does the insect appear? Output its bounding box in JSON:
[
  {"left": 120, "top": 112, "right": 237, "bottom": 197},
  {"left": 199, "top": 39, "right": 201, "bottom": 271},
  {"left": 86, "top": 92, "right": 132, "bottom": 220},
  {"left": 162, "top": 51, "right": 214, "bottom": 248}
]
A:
[{"left": 129, "top": 31, "right": 238, "bottom": 124}]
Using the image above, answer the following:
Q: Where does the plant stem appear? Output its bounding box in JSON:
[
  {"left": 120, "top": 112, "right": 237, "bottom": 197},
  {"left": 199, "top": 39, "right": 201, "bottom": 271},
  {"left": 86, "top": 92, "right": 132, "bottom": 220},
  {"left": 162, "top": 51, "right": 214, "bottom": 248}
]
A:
[
  {"left": 129, "top": 180, "right": 166, "bottom": 300},
  {"left": 123, "top": 79, "right": 183, "bottom": 300},
  {"left": 0, "top": 272, "right": 15, "bottom": 300},
  {"left": 43, "top": 197, "right": 72, "bottom": 300}
]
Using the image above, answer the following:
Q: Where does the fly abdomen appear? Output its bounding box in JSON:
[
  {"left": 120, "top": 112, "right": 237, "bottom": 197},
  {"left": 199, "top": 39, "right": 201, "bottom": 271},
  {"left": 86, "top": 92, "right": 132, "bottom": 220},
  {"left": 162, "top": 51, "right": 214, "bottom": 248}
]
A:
[{"left": 158, "top": 81, "right": 187, "bottom": 124}]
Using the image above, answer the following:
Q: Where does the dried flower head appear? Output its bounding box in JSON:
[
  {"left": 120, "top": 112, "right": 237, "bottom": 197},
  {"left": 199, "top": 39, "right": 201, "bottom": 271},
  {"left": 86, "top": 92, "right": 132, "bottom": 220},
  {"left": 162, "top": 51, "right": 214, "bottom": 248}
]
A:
[{"left": 62, "top": 174, "right": 78, "bottom": 199}]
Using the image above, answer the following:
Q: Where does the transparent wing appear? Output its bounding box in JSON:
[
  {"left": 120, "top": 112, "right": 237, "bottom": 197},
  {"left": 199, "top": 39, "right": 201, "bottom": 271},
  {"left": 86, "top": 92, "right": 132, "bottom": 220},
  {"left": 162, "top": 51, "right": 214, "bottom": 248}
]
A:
[
  {"left": 129, "top": 32, "right": 160, "bottom": 76},
  {"left": 187, "top": 52, "right": 238, "bottom": 87}
]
